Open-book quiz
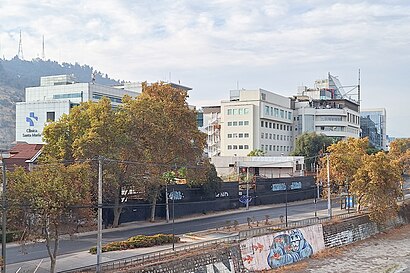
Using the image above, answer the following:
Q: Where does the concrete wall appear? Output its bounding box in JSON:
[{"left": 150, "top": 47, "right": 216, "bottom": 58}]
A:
[{"left": 239, "top": 224, "right": 325, "bottom": 271}]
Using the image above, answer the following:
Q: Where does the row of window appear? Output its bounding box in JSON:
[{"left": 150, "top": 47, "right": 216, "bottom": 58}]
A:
[
  {"left": 261, "top": 144, "right": 291, "bottom": 152},
  {"left": 227, "top": 108, "right": 250, "bottom": 115},
  {"left": 227, "top": 133, "right": 250, "bottom": 138},
  {"left": 227, "top": 144, "right": 250, "bottom": 150},
  {"left": 347, "top": 113, "right": 360, "bottom": 125},
  {"left": 92, "top": 93, "right": 122, "bottom": 103},
  {"left": 261, "top": 133, "right": 291, "bottom": 141},
  {"left": 264, "top": 106, "right": 292, "bottom": 120},
  {"left": 227, "top": 120, "right": 249, "bottom": 126},
  {"left": 53, "top": 92, "right": 83, "bottom": 99},
  {"left": 261, "top": 121, "right": 292, "bottom": 131}
]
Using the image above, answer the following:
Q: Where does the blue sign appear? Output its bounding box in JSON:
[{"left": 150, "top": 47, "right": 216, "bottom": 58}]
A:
[
  {"left": 239, "top": 195, "right": 252, "bottom": 204},
  {"left": 26, "top": 112, "right": 38, "bottom": 126}
]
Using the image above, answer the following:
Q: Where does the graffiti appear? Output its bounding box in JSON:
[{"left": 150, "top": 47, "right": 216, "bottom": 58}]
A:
[
  {"left": 240, "top": 224, "right": 325, "bottom": 271},
  {"left": 290, "top": 181, "right": 302, "bottom": 189},
  {"left": 216, "top": 191, "right": 229, "bottom": 198},
  {"left": 267, "top": 229, "right": 313, "bottom": 268},
  {"left": 169, "top": 191, "right": 184, "bottom": 200},
  {"left": 271, "top": 183, "right": 286, "bottom": 191}
]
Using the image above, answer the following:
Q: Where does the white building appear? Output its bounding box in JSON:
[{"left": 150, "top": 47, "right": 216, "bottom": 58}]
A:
[
  {"left": 199, "top": 106, "right": 221, "bottom": 157},
  {"left": 293, "top": 74, "right": 360, "bottom": 141},
  {"left": 220, "top": 89, "right": 294, "bottom": 157},
  {"left": 16, "top": 75, "right": 141, "bottom": 144}
]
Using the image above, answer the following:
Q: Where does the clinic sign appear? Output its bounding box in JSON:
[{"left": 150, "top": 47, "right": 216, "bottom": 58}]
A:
[{"left": 21, "top": 112, "right": 42, "bottom": 138}]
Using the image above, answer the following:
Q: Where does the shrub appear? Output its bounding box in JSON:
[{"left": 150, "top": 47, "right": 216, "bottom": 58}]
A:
[{"left": 89, "top": 234, "right": 180, "bottom": 254}]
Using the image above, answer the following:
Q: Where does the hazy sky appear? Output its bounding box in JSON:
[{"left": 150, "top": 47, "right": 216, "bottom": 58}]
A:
[{"left": 1, "top": 0, "right": 409, "bottom": 137}]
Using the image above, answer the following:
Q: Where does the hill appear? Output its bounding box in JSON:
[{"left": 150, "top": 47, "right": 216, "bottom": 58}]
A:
[{"left": 0, "top": 57, "right": 121, "bottom": 149}]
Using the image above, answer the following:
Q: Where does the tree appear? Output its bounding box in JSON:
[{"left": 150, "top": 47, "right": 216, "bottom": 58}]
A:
[
  {"left": 125, "top": 82, "right": 206, "bottom": 221},
  {"left": 352, "top": 152, "right": 402, "bottom": 223},
  {"left": 42, "top": 97, "right": 144, "bottom": 228},
  {"left": 291, "top": 132, "right": 334, "bottom": 171},
  {"left": 247, "top": 149, "right": 265, "bottom": 156},
  {"left": 389, "top": 138, "right": 410, "bottom": 175},
  {"left": 8, "top": 164, "right": 93, "bottom": 273}
]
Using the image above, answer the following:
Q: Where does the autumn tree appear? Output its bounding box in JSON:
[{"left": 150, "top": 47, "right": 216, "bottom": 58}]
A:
[
  {"left": 8, "top": 164, "right": 93, "bottom": 273},
  {"left": 42, "top": 97, "right": 145, "bottom": 227},
  {"left": 123, "top": 82, "right": 206, "bottom": 221},
  {"left": 352, "top": 152, "right": 402, "bottom": 222},
  {"left": 389, "top": 138, "right": 410, "bottom": 175},
  {"left": 247, "top": 149, "right": 265, "bottom": 156},
  {"left": 291, "top": 132, "right": 334, "bottom": 171}
]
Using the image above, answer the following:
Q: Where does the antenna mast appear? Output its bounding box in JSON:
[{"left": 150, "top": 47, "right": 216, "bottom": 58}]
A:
[
  {"left": 358, "top": 68, "right": 361, "bottom": 110},
  {"left": 17, "top": 30, "right": 24, "bottom": 60},
  {"left": 42, "top": 35, "right": 45, "bottom": 60}
]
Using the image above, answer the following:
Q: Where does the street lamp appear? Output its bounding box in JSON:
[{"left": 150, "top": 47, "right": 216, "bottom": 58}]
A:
[
  {"left": 1, "top": 152, "right": 10, "bottom": 273},
  {"left": 285, "top": 182, "right": 288, "bottom": 227},
  {"left": 326, "top": 153, "right": 332, "bottom": 218}
]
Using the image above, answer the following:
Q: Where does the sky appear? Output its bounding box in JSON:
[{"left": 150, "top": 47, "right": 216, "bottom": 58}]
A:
[{"left": 0, "top": 0, "right": 409, "bottom": 137}]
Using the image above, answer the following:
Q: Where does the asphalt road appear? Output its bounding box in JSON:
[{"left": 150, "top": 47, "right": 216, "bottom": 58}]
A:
[{"left": 6, "top": 198, "right": 337, "bottom": 267}]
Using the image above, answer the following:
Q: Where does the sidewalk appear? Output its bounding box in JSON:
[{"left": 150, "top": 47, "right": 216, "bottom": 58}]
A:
[{"left": 7, "top": 198, "right": 347, "bottom": 273}]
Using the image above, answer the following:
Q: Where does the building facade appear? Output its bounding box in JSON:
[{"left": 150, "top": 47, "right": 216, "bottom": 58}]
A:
[
  {"left": 199, "top": 106, "right": 222, "bottom": 157},
  {"left": 293, "top": 74, "right": 360, "bottom": 141},
  {"left": 16, "top": 75, "right": 141, "bottom": 144},
  {"left": 220, "top": 89, "right": 294, "bottom": 157},
  {"left": 360, "top": 108, "right": 387, "bottom": 150}
]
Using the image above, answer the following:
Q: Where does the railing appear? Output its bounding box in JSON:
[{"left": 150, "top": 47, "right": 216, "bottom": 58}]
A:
[{"left": 58, "top": 235, "right": 239, "bottom": 273}]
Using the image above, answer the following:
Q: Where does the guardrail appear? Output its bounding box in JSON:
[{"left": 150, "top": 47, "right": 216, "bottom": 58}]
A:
[{"left": 58, "top": 235, "right": 239, "bottom": 273}]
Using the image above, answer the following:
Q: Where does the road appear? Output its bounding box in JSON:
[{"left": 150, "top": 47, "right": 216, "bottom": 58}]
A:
[{"left": 5, "top": 197, "right": 342, "bottom": 272}]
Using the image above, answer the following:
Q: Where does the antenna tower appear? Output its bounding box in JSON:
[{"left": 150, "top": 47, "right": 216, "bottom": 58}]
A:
[
  {"left": 17, "top": 30, "right": 24, "bottom": 60},
  {"left": 42, "top": 35, "right": 45, "bottom": 60}
]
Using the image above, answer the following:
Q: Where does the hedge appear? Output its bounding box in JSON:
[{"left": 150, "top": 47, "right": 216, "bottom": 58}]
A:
[{"left": 89, "top": 234, "right": 180, "bottom": 254}]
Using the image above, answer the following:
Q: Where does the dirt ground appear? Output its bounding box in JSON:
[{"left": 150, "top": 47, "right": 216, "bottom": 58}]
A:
[{"left": 271, "top": 224, "right": 410, "bottom": 273}]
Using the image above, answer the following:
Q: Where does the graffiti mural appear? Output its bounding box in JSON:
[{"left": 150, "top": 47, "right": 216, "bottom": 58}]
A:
[{"left": 240, "top": 224, "right": 325, "bottom": 271}]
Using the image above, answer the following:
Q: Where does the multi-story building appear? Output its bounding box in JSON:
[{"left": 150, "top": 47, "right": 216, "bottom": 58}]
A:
[
  {"left": 198, "top": 106, "right": 221, "bottom": 157},
  {"left": 16, "top": 75, "right": 142, "bottom": 144},
  {"left": 220, "top": 89, "right": 294, "bottom": 157},
  {"left": 293, "top": 74, "right": 361, "bottom": 141},
  {"left": 360, "top": 108, "right": 387, "bottom": 150}
]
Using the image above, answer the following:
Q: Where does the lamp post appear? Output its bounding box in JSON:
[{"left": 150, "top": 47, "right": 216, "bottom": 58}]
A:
[
  {"left": 246, "top": 167, "right": 249, "bottom": 210},
  {"left": 326, "top": 153, "right": 332, "bottom": 218},
  {"left": 1, "top": 152, "right": 10, "bottom": 273},
  {"left": 285, "top": 182, "right": 288, "bottom": 227},
  {"left": 96, "top": 156, "right": 103, "bottom": 273},
  {"left": 171, "top": 186, "right": 175, "bottom": 251}
]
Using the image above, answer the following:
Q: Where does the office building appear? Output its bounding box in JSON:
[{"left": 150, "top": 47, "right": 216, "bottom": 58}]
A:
[{"left": 360, "top": 108, "right": 387, "bottom": 150}]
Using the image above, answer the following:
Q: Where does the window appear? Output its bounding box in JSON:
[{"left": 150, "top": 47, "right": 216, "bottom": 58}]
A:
[
  {"left": 280, "top": 124, "right": 283, "bottom": 130},
  {"left": 270, "top": 107, "right": 273, "bottom": 116},
  {"left": 261, "top": 144, "right": 264, "bottom": 150},
  {"left": 280, "top": 135, "right": 283, "bottom": 140},
  {"left": 261, "top": 93, "right": 266, "bottom": 100},
  {"left": 261, "top": 133, "right": 264, "bottom": 139},
  {"left": 228, "top": 121, "right": 232, "bottom": 126},
  {"left": 274, "top": 108, "right": 279, "bottom": 117},
  {"left": 244, "top": 133, "right": 249, "bottom": 138},
  {"left": 46, "top": 111, "right": 55, "bottom": 122},
  {"left": 244, "top": 145, "right": 249, "bottom": 149},
  {"left": 227, "top": 134, "right": 232, "bottom": 138},
  {"left": 280, "top": 109, "right": 284, "bottom": 118},
  {"left": 239, "top": 133, "right": 244, "bottom": 138},
  {"left": 287, "top": 125, "right": 289, "bottom": 131},
  {"left": 261, "top": 121, "right": 264, "bottom": 127},
  {"left": 233, "top": 133, "right": 238, "bottom": 138},
  {"left": 273, "top": 145, "right": 276, "bottom": 151},
  {"left": 228, "top": 145, "right": 232, "bottom": 150},
  {"left": 265, "top": 106, "right": 270, "bottom": 115},
  {"left": 239, "top": 145, "right": 244, "bottom": 149},
  {"left": 239, "top": 121, "right": 244, "bottom": 126},
  {"left": 269, "top": 145, "right": 272, "bottom": 151},
  {"left": 273, "top": 123, "right": 276, "bottom": 129},
  {"left": 233, "top": 145, "right": 238, "bottom": 149},
  {"left": 233, "top": 121, "right": 238, "bottom": 126},
  {"left": 53, "top": 93, "right": 82, "bottom": 99},
  {"left": 244, "top": 121, "right": 249, "bottom": 125},
  {"left": 273, "top": 134, "right": 276, "bottom": 140},
  {"left": 227, "top": 109, "right": 233, "bottom": 115},
  {"left": 269, "top": 133, "right": 272, "bottom": 139},
  {"left": 265, "top": 121, "right": 268, "bottom": 127},
  {"left": 244, "top": 108, "right": 249, "bottom": 114},
  {"left": 288, "top": 112, "right": 292, "bottom": 120},
  {"left": 269, "top": 122, "right": 272, "bottom": 128},
  {"left": 239, "top": 108, "right": 244, "bottom": 115},
  {"left": 233, "top": 109, "right": 238, "bottom": 115}
]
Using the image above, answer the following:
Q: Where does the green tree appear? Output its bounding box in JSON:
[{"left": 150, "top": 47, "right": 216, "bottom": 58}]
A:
[
  {"left": 8, "top": 164, "right": 93, "bottom": 273},
  {"left": 389, "top": 138, "right": 410, "bottom": 175},
  {"left": 42, "top": 97, "right": 144, "bottom": 228},
  {"left": 291, "top": 132, "right": 334, "bottom": 171}
]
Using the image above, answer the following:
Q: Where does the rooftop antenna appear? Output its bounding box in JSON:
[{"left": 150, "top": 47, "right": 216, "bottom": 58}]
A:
[
  {"left": 17, "top": 30, "right": 24, "bottom": 60},
  {"left": 358, "top": 68, "right": 361, "bottom": 110},
  {"left": 41, "top": 35, "right": 45, "bottom": 60}
]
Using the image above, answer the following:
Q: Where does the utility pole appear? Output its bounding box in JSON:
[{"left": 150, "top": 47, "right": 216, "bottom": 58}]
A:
[
  {"left": 165, "top": 183, "right": 169, "bottom": 223},
  {"left": 246, "top": 167, "right": 249, "bottom": 210},
  {"left": 96, "top": 157, "right": 103, "bottom": 273},
  {"left": 326, "top": 154, "right": 332, "bottom": 218},
  {"left": 1, "top": 153, "right": 9, "bottom": 273}
]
